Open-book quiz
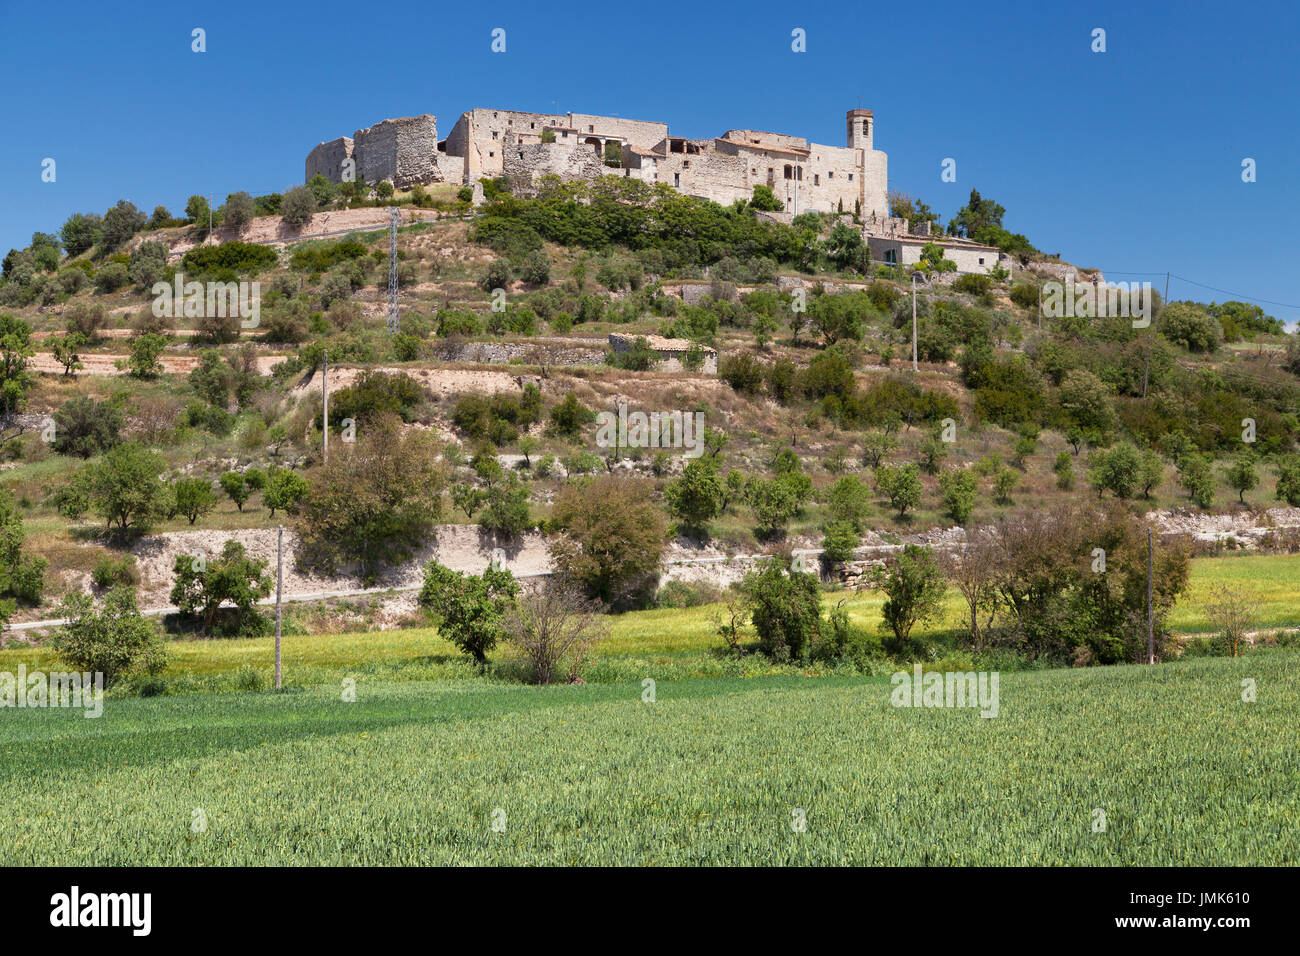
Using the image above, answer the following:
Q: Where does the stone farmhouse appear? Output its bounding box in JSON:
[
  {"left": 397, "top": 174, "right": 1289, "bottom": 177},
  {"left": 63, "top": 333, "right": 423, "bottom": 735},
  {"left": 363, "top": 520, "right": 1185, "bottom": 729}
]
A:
[
  {"left": 608, "top": 333, "right": 718, "bottom": 374},
  {"left": 306, "top": 106, "right": 1000, "bottom": 274}
]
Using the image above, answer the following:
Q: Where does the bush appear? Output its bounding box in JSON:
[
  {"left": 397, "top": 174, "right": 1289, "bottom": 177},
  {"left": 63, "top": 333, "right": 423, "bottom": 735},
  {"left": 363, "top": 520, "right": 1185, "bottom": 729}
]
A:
[
  {"left": 720, "top": 352, "right": 764, "bottom": 394},
  {"left": 91, "top": 554, "right": 139, "bottom": 590},
  {"left": 331, "top": 370, "right": 427, "bottom": 425},
  {"left": 504, "top": 580, "right": 608, "bottom": 684},
  {"left": 481, "top": 258, "right": 514, "bottom": 292},
  {"left": 873, "top": 544, "right": 946, "bottom": 655},
  {"left": 93, "top": 262, "right": 128, "bottom": 293},
  {"left": 418, "top": 563, "right": 519, "bottom": 665},
  {"left": 169, "top": 540, "right": 273, "bottom": 635},
  {"left": 50, "top": 587, "right": 166, "bottom": 685},
  {"left": 281, "top": 186, "right": 318, "bottom": 227},
  {"left": 1160, "top": 303, "right": 1223, "bottom": 353},
  {"left": 548, "top": 475, "right": 667, "bottom": 609},
  {"left": 741, "top": 560, "right": 822, "bottom": 662},
  {"left": 181, "top": 241, "right": 280, "bottom": 278},
  {"left": 938, "top": 468, "right": 978, "bottom": 524},
  {"left": 53, "top": 396, "right": 123, "bottom": 457}
]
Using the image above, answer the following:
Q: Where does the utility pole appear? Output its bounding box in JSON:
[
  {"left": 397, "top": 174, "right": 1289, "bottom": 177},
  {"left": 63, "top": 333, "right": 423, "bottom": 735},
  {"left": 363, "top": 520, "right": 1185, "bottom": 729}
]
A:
[
  {"left": 208, "top": 194, "right": 213, "bottom": 244},
  {"left": 911, "top": 272, "right": 920, "bottom": 372},
  {"left": 322, "top": 351, "right": 329, "bottom": 464},
  {"left": 275, "top": 524, "right": 283, "bottom": 690},
  {"left": 387, "top": 206, "right": 400, "bottom": 333},
  {"left": 1147, "top": 527, "right": 1155, "bottom": 665}
]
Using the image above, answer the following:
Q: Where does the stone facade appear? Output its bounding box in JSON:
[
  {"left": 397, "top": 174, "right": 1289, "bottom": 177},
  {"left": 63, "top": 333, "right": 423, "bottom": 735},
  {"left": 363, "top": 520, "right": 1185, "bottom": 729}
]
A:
[{"left": 308, "top": 105, "right": 889, "bottom": 219}]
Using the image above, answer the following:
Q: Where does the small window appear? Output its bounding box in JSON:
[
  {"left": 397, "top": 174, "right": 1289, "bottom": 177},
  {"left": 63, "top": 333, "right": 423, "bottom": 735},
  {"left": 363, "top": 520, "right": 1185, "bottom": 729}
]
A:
[
  {"left": 827, "top": 171, "right": 833, "bottom": 179},
  {"left": 530, "top": 122, "right": 535, "bottom": 129},
  {"left": 507, "top": 120, "right": 512, "bottom": 126},
  {"left": 518, "top": 151, "right": 524, "bottom": 159},
  {"left": 674, "top": 173, "right": 680, "bottom": 187},
  {"left": 491, "top": 131, "right": 498, "bottom": 140},
  {"left": 683, "top": 160, "right": 690, "bottom": 169},
  {"left": 979, "top": 258, "right": 985, "bottom": 265},
  {"left": 813, "top": 174, "right": 820, "bottom": 185},
  {"left": 489, "top": 151, "right": 494, "bottom": 158},
  {"left": 848, "top": 173, "right": 854, "bottom": 182},
  {"left": 588, "top": 125, "right": 594, "bottom": 132},
  {"left": 493, "top": 112, "right": 498, "bottom": 118}
]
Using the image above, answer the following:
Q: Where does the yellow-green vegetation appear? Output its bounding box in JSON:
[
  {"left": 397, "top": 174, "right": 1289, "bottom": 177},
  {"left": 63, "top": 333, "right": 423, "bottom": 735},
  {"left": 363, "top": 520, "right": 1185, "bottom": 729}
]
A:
[{"left": 1, "top": 651, "right": 1295, "bottom": 865}]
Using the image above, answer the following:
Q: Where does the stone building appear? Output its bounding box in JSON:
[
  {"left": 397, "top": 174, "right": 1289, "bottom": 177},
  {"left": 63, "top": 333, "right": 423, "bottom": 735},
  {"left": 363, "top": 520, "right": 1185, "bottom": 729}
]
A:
[
  {"left": 309, "top": 106, "right": 889, "bottom": 219},
  {"left": 608, "top": 333, "right": 717, "bottom": 374},
  {"left": 306, "top": 105, "right": 1000, "bottom": 274}
]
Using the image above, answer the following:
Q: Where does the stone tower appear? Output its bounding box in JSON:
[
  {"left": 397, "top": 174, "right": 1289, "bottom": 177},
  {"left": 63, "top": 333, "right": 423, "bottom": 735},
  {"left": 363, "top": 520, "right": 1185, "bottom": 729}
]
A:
[{"left": 846, "top": 108, "right": 873, "bottom": 151}]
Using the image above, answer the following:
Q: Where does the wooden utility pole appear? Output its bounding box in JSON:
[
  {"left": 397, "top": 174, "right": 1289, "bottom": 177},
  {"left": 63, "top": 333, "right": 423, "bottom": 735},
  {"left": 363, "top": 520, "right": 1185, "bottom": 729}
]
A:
[
  {"left": 275, "top": 524, "right": 283, "bottom": 690},
  {"left": 1147, "top": 527, "right": 1155, "bottom": 665},
  {"left": 322, "top": 351, "right": 329, "bottom": 464},
  {"left": 911, "top": 273, "right": 919, "bottom": 372}
]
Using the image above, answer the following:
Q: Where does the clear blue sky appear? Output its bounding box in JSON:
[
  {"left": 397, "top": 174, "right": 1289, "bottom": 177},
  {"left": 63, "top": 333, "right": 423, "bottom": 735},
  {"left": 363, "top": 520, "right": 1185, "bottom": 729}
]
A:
[{"left": 1, "top": 0, "right": 1296, "bottom": 325}]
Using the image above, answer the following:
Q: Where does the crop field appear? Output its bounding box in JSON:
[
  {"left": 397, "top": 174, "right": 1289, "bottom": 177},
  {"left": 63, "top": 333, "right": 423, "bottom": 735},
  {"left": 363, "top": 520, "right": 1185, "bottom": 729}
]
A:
[{"left": 1, "top": 651, "right": 1296, "bottom": 865}]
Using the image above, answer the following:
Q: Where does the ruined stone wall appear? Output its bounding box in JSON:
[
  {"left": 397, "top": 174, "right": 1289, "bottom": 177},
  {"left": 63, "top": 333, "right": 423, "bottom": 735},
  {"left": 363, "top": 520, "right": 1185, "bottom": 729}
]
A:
[
  {"left": 352, "top": 115, "right": 443, "bottom": 189},
  {"left": 502, "top": 141, "right": 608, "bottom": 192},
  {"left": 305, "top": 137, "right": 354, "bottom": 184}
]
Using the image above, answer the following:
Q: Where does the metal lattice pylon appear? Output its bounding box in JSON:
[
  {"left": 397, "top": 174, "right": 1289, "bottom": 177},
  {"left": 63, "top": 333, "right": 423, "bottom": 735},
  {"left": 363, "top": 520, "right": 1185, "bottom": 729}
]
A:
[{"left": 387, "top": 206, "right": 399, "bottom": 333}]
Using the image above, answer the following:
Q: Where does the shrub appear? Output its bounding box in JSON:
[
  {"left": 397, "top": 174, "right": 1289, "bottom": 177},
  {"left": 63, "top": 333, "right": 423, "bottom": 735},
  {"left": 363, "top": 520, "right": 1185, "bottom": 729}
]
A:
[
  {"left": 170, "top": 540, "right": 273, "bottom": 635},
  {"left": 548, "top": 475, "right": 667, "bottom": 609},
  {"left": 504, "top": 581, "right": 608, "bottom": 684},
  {"left": 91, "top": 554, "right": 139, "bottom": 590},
  {"left": 281, "top": 186, "right": 318, "bottom": 227},
  {"left": 872, "top": 544, "right": 946, "bottom": 654},
  {"left": 741, "top": 560, "right": 822, "bottom": 662},
  {"left": 331, "top": 370, "right": 426, "bottom": 424},
  {"left": 720, "top": 352, "right": 764, "bottom": 395},
  {"left": 1159, "top": 303, "right": 1222, "bottom": 353},
  {"left": 418, "top": 563, "right": 519, "bottom": 665},
  {"left": 52, "top": 396, "right": 123, "bottom": 458},
  {"left": 481, "top": 258, "right": 513, "bottom": 292},
  {"left": 50, "top": 587, "right": 166, "bottom": 684},
  {"left": 938, "top": 468, "right": 978, "bottom": 524},
  {"left": 181, "top": 241, "right": 279, "bottom": 277},
  {"left": 93, "top": 262, "right": 128, "bottom": 293}
]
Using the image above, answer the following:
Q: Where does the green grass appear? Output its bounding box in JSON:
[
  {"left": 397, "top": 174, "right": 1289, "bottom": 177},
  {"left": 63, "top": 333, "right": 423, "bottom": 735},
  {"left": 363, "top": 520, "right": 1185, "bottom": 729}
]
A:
[{"left": 1, "top": 652, "right": 1295, "bottom": 865}]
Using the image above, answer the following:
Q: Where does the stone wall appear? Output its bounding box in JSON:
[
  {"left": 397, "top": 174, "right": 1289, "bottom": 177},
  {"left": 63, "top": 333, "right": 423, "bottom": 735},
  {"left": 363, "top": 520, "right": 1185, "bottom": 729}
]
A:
[
  {"left": 305, "top": 137, "right": 354, "bottom": 184},
  {"left": 503, "top": 141, "right": 608, "bottom": 192},
  {"left": 353, "top": 115, "right": 443, "bottom": 189}
]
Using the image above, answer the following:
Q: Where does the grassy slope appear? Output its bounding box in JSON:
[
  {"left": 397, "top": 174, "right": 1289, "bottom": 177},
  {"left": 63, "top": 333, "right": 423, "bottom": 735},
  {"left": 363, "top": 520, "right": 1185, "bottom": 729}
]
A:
[{"left": 1, "top": 652, "right": 1295, "bottom": 865}]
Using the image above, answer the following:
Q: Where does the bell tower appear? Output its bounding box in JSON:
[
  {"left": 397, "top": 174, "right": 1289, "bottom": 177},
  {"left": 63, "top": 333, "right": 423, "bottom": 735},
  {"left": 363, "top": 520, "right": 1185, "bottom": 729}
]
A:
[{"left": 846, "top": 108, "right": 873, "bottom": 151}]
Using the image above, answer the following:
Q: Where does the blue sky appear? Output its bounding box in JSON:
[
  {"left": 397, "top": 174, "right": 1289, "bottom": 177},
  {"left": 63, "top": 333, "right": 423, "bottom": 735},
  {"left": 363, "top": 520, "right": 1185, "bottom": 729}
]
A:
[{"left": 1, "top": 0, "right": 1296, "bottom": 324}]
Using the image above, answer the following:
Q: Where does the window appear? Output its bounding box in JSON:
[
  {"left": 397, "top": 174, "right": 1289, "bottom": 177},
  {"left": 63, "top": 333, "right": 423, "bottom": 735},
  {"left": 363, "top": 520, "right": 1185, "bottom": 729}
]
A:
[
  {"left": 814, "top": 174, "right": 820, "bottom": 185},
  {"left": 848, "top": 173, "right": 853, "bottom": 182},
  {"left": 674, "top": 173, "right": 680, "bottom": 187},
  {"left": 492, "top": 131, "right": 498, "bottom": 140},
  {"left": 588, "top": 125, "right": 594, "bottom": 132},
  {"left": 489, "top": 151, "right": 494, "bottom": 158},
  {"left": 508, "top": 120, "right": 512, "bottom": 126},
  {"left": 827, "top": 171, "right": 833, "bottom": 179},
  {"left": 683, "top": 160, "right": 690, "bottom": 169},
  {"left": 979, "top": 257, "right": 985, "bottom": 265},
  {"left": 784, "top": 165, "right": 793, "bottom": 180},
  {"left": 885, "top": 249, "right": 897, "bottom": 264},
  {"left": 518, "top": 151, "right": 524, "bottom": 159},
  {"left": 530, "top": 122, "right": 535, "bottom": 129}
]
